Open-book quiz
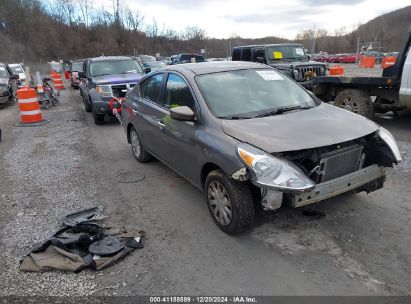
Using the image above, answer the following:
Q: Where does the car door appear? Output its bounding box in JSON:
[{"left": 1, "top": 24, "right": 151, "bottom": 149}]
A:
[
  {"left": 131, "top": 73, "right": 166, "bottom": 156},
  {"left": 157, "top": 73, "right": 201, "bottom": 183}
]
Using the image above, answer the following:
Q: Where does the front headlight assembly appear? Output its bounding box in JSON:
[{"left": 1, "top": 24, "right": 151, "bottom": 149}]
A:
[
  {"left": 237, "top": 143, "right": 315, "bottom": 192},
  {"left": 378, "top": 127, "right": 402, "bottom": 163},
  {"left": 95, "top": 85, "right": 112, "bottom": 97}
]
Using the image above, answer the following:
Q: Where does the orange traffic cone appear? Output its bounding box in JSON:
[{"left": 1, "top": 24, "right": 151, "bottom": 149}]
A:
[{"left": 16, "top": 87, "right": 49, "bottom": 126}]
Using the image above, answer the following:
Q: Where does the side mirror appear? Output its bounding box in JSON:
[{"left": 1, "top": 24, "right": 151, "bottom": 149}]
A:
[
  {"left": 10, "top": 74, "right": 19, "bottom": 80},
  {"left": 78, "top": 71, "right": 86, "bottom": 79},
  {"left": 170, "top": 106, "right": 195, "bottom": 122},
  {"left": 255, "top": 57, "right": 265, "bottom": 63},
  {"left": 144, "top": 67, "right": 151, "bottom": 74}
]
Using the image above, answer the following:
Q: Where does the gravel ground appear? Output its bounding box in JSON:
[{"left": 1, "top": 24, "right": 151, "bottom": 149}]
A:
[{"left": 0, "top": 93, "right": 100, "bottom": 296}]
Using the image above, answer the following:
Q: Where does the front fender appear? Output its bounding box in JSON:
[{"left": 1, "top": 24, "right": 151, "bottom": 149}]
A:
[{"left": 196, "top": 127, "right": 245, "bottom": 187}]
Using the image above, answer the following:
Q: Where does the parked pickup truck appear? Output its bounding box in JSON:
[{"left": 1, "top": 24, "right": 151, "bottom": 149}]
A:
[
  {"left": 232, "top": 43, "right": 327, "bottom": 86},
  {"left": 79, "top": 56, "right": 149, "bottom": 125},
  {"left": 312, "top": 26, "right": 411, "bottom": 118}
]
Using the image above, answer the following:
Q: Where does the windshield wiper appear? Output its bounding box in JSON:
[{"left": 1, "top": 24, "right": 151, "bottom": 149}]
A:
[
  {"left": 254, "top": 105, "right": 313, "bottom": 118},
  {"left": 93, "top": 73, "right": 113, "bottom": 77},
  {"left": 218, "top": 115, "right": 253, "bottom": 120}
]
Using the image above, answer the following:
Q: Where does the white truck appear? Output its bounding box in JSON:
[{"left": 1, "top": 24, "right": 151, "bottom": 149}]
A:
[{"left": 313, "top": 26, "right": 411, "bottom": 118}]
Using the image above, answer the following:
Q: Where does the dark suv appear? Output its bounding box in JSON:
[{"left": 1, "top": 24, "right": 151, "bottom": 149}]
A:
[
  {"left": 79, "top": 56, "right": 147, "bottom": 125},
  {"left": 0, "top": 62, "right": 17, "bottom": 105},
  {"left": 232, "top": 44, "right": 327, "bottom": 86},
  {"left": 171, "top": 54, "right": 205, "bottom": 65}
]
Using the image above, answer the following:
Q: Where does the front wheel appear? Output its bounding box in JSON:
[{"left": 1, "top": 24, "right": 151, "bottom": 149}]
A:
[
  {"left": 130, "top": 126, "right": 152, "bottom": 162},
  {"left": 334, "top": 89, "right": 374, "bottom": 118},
  {"left": 92, "top": 106, "right": 105, "bottom": 125},
  {"left": 205, "top": 169, "right": 254, "bottom": 234},
  {"left": 83, "top": 95, "right": 92, "bottom": 112}
]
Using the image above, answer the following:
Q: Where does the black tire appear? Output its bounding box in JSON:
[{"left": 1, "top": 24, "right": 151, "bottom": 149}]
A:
[
  {"left": 129, "top": 126, "right": 153, "bottom": 162},
  {"left": 83, "top": 95, "right": 92, "bottom": 112},
  {"left": 51, "top": 96, "right": 59, "bottom": 106},
  {"left": 92, "top": 106, "right": 105, "bottom": 125},
  {"left": 334, "top": 89, "right": 374, "bottom": 118},
  {"left": 205, "top": 169, "right": 254, "bottom": 234}
]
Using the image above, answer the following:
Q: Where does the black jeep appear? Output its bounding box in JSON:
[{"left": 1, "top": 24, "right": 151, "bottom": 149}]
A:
[{"left": 232, "top": 44, "right": 327, "bottom": 86}]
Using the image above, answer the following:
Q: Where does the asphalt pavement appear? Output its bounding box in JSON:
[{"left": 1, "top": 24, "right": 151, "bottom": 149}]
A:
[{"left": 0, "top": 79, "right": 410, "bottom": 296}]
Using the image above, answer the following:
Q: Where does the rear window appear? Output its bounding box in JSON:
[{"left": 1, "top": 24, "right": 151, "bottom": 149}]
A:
[
  {"left": 232, "top": 49, "right": 241, "bottom": 61},
  {"left": 72, "top": 62, "right": 83, "bottom": 72},
  {"left": 241, "top": 49, "right": 252, "bottom": 61}
]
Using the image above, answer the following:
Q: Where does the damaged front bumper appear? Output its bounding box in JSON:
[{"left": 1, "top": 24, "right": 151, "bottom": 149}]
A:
[{"left": 261, "top": 164, "right": 386, "bottom": 210}]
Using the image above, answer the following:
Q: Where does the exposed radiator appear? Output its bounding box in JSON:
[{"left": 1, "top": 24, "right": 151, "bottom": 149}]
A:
[{"left": 319, "top": 145, "right": 364, "bottom": 182}]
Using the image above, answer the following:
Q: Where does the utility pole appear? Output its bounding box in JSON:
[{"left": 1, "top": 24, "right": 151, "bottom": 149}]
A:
[{"left": 355, "top": 36, "right": 360, "bottom": 64}]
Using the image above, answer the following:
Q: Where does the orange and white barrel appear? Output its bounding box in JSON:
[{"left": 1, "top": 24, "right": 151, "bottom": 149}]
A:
[
  {"left": 16, "top": 87, "right": 46, "bottom": 125},
  {"left": 52, "top": 73, "right": 65, "bottom": 90}
]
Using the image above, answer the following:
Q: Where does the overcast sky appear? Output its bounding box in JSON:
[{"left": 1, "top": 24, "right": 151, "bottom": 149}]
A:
[{"left": 98, "top": 0, "right": 409, "bottom": 39}]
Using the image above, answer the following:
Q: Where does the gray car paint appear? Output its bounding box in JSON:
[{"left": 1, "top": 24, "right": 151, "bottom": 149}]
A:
[
  {"left": 123, "top": 62, "right": 379, "bottom": 190},
  {"left": 222, "top": 102, "right": 379, "bottom": 153}
]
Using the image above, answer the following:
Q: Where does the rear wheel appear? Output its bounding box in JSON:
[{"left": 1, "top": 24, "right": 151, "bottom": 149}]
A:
[
  {"left": 334, "top": 89, "right": 374, "bottom": 118},
  {"left": 130, "top": 126, "right": 152, "bottom": 162},
  {"left": 205, "top": 169, "right": 254, "bottom": 234}
]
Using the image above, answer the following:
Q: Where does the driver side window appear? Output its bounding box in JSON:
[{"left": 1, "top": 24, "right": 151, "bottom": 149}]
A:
[{"left": 162, "top": 74, "right": 195, "bottom": 110}]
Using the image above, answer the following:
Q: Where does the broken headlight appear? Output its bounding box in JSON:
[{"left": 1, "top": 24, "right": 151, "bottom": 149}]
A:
[
  {"left": 237, "top": 143, "right": 315, "bottom": 192},
  {"left": 378, "top": 127, "right": 402, "bottom": 162}
]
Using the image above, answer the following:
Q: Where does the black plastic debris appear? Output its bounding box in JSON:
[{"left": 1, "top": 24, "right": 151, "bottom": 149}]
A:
[
  {"left": 20, "top": 208, "right": 145, "bottom": 272},
  {"left": 89, "top": 236, "right": 123, "bottom": 256},
  {"left": 63, "top": 206, "right": 105, "bottom": 226}
]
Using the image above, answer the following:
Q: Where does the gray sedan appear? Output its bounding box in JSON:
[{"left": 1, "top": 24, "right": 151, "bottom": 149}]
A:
[{"left": 122, "top": 62, "right": 401, "bottom": 234}]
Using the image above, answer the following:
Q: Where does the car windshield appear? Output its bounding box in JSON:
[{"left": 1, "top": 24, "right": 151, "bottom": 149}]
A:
[
  {"left": 196, "top": 69, "right": 317, "bottom": 119},
  {"left": 90, "top": 60, "right": 143, "bottom": 77},
  {"left": 266, "top": 45, "right": 306, "bottom": 61},
  {"left": 72, "top": 62, "right": 83, "bottom": 72},
  {"left": 0, "top": 65, "right": 8, "bottom": 77},
  {"left": 9, "top": 65, "right": 24, "bottom": 74}
]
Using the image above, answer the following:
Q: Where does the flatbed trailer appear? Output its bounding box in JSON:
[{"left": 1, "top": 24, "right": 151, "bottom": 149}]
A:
[{"left": 312, "top": 26, "right": 411, "bottom": 118}]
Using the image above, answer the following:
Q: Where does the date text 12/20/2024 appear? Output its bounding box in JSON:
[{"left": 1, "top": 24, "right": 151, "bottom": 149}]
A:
[{"left": 149, "top": 296, "right": 257, "bottom": 303}]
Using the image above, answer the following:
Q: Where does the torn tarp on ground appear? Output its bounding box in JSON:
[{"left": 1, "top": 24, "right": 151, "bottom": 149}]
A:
[{"left": 20, "top": 210, "right": 145, "bottom": 273}]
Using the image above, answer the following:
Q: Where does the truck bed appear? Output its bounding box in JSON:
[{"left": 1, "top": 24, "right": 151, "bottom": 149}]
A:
[{"left": 313, "top": 76, "right": 399, "bottom": 88}]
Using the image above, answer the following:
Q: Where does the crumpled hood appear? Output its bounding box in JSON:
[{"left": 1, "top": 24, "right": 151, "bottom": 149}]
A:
[
  {"left": 92, "top": 73, "right": 144, "bottom": 85},
  {"left": 222, "top": 103, "right": 379, "bottom": 153}
]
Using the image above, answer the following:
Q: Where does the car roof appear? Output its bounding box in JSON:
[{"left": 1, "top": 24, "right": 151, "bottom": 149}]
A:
[
  {"left": 234, "top": 43, "right": 303, "bottom": 49},
  {"left": 88, "top": 56, "right": 133, "bottom": 62},
  {"left": 163, "top": 61, "right": 268, "bottom": 75}
]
